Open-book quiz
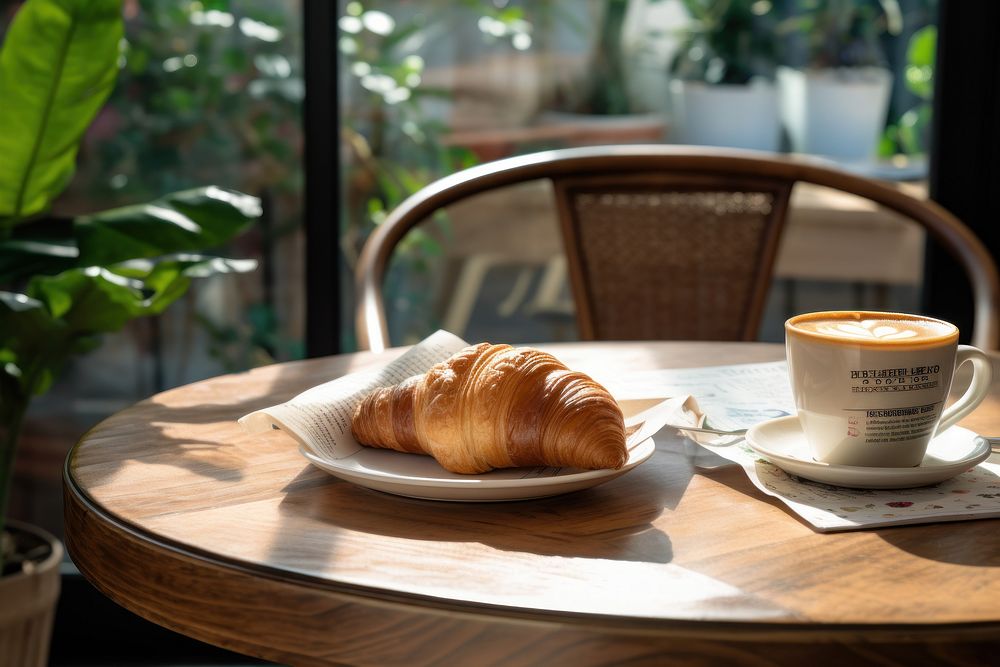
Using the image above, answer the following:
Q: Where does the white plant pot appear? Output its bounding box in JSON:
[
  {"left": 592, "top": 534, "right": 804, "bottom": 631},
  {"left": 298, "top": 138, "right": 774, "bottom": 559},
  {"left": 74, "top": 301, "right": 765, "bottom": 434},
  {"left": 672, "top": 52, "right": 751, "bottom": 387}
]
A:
[
  {"left": 777, "top": 66, "right": 893, "bottom": 162},
  {"left": 668, "top": 79, "right": 781, "bottom": 152},
  {"left": 0, "top": 522, "right": 62, "bottom": 667}
]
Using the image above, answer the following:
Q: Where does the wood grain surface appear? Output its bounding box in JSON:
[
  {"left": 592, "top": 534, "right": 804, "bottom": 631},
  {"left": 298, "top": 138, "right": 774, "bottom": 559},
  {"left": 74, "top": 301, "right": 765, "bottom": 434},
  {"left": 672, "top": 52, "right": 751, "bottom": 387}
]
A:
[{"left": 64, "top": 342, "right": 1000, "bottom": 666}]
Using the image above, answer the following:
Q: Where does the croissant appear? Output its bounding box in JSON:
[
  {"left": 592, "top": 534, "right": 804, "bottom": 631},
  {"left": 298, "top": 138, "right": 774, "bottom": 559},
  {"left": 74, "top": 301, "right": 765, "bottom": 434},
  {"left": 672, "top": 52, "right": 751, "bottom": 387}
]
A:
[{"left": 350, "top": 343, "right": 627, "bottom": 474}]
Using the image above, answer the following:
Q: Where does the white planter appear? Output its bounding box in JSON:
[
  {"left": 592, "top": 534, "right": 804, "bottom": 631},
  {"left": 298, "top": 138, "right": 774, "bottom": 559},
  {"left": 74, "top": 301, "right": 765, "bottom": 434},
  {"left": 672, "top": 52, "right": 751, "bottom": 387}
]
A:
[
  {"left": 777, "top": 66, "right": 893, "bottom": 162},
  {"left": 0, "top": 522, "right": 62, "bottom": 667},
  {"left": 668, "top": 79, "right": 781, "bottom": 152}
]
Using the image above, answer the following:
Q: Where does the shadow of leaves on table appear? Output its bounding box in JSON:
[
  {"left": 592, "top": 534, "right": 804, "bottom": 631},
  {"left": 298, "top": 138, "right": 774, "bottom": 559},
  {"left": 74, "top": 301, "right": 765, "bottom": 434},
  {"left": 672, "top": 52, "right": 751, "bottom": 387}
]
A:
[
  {"left": 71, "top": 395, "right": 273, "bottom": 488},
  {"left": 69, "top": 353, "right": 389, "bottom": 491}
]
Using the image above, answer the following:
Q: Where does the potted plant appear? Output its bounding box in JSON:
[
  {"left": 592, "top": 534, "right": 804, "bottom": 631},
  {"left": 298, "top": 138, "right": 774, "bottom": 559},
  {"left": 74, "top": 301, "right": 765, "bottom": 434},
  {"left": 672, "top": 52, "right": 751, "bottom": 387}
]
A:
[
  {"left": 776, "top": 0, "right": 903, "bottom": 162},
  {"left": 667, "top": 0, "right": 782, "bottom": 151},
  {"left": 531, "top": 1, "right": 667, "bottom": 144},
  {"left": 0, "top": 2, "right": 260, "bottom": 664}
]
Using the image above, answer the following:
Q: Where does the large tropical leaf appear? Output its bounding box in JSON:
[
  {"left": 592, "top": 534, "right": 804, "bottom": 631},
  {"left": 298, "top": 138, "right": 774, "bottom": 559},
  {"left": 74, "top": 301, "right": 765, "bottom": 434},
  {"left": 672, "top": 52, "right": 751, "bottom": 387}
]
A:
[
  {"left": 0, "top": 187, "right": 261, "bottom": 284},
  {"left": 0, "top": 291, "right": 75, "bottom": 398},
  {"left": 0, "top": 0, "right": 123, "bottom": 225},
  {"left": 0, "top": 291, "right": 54, "bottom": 347},
  {"left": 111, "top": 254, "right": 259, "bottom": 314},
  {"left": 26, "top": 255, "right": 258, "bottom": 333},
  {"left": 29, "top": 267, "right": 146, "bottom": 332},
  {"left": 74, "top": 187, "right": 263, "bottom": 266},
  {"left": 0, "top": 237, "right": 78, "bottom": 286},
  {"left": 0, "top": 246, "right": 259, "bottom": 409},
  {"left": 0, "top": 253, "right": 257, "bottom": 400}
]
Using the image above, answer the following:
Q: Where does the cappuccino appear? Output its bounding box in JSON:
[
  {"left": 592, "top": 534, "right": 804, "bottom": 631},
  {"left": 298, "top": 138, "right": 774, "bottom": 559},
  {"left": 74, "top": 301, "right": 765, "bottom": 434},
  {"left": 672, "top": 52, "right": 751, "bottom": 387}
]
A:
[
  {"left": 784, "top": 311, "right": 990, "bottom": 467},
  {"left": 788, "top": 312, "right": 956, "bottom": 346}
]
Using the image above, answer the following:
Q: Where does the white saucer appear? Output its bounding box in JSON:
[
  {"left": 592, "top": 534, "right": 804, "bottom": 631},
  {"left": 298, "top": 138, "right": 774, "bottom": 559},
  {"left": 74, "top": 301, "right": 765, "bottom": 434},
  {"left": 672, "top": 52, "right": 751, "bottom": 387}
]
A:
[
  {"left": 300, "top": 438, "right": 655, "bottom": 502},
  {"left": 745, "top": 416, "right": 991, "bottom": 489}
]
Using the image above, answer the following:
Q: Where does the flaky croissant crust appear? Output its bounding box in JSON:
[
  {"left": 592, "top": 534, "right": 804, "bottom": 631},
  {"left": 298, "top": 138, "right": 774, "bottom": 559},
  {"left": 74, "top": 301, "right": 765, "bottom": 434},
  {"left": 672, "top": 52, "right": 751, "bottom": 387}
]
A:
[{"left": 351, "top": 343, "right": 627, "bottom": 473}]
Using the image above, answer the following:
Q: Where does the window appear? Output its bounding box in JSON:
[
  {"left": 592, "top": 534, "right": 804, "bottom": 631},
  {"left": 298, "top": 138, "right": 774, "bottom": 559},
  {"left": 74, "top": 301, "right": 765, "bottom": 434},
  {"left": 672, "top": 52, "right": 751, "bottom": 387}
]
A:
[
  {"left": 335, "top": 0, "right": 939, "bottom": 348},
  {"left": 6, "top": 0, "right": 304, "bottom": 547}
]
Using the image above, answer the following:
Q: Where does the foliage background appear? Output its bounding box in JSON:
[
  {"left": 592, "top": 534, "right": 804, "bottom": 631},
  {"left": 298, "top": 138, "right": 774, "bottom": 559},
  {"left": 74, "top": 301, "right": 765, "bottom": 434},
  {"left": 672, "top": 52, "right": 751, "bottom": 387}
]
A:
[
  {"left": 0, "top": 0, "right": 305, "bottom": 540},
  {"left": 11, "top": 0, "right": 307, "bottom": 395}
]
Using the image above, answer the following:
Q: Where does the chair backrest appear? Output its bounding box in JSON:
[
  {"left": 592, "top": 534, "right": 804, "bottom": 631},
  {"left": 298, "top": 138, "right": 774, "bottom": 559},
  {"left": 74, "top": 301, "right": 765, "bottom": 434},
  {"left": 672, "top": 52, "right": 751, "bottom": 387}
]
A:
[{"left": 355, "top": 145, "right": 1000, "bottom": 352}]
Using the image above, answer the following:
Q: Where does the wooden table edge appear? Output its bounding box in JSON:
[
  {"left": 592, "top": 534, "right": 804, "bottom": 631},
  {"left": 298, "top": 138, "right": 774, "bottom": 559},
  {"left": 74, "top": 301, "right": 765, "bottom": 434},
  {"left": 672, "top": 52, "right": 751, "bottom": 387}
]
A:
[{"left": 64, "top": 453, "right": 1000, "bottom": 666}]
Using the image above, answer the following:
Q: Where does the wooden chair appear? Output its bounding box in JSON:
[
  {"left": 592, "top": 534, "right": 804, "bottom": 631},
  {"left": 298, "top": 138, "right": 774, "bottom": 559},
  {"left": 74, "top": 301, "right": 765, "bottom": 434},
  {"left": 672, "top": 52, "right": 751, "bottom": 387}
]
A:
[{"left": 355, "top": 145, "right": 1000, "bottom": 351}]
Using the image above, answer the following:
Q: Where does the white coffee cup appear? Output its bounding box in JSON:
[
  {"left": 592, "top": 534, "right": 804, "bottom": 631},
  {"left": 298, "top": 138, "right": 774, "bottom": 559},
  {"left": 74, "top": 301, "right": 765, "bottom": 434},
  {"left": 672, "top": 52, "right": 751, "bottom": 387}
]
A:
[{"left": 785, "top": 310, "right": 993, "bottom": 467}]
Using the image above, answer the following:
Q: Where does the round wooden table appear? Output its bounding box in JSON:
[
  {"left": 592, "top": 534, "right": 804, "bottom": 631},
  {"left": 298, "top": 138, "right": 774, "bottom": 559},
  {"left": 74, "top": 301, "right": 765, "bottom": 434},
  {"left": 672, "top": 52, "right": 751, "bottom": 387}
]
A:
[{"left": 64, "top": 342, "right": 1000, "bottom": 666}]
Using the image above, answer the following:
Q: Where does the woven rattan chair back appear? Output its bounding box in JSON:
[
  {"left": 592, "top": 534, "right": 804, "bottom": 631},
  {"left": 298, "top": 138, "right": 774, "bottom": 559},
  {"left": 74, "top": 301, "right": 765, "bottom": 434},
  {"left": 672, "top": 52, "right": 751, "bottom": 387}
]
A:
[
  {"left": 355, "top": 146, "right": 1000, "bottom": 351},
  {"left": 552, "top": 173, "right": 791, "bottom": 341}
]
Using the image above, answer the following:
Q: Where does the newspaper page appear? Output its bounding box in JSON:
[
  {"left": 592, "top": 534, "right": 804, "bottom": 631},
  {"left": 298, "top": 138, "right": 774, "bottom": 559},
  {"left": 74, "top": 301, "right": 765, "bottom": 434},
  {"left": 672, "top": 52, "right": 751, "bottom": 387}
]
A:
[
  {"left": 625, "top": 361, "right": 1000, "bottom": 532},
  {"left": 602, "top": 361, "right": 795, "bottom": 430},
  {"left": 239, "top": 330, "right": 469, "bottom": 459}
]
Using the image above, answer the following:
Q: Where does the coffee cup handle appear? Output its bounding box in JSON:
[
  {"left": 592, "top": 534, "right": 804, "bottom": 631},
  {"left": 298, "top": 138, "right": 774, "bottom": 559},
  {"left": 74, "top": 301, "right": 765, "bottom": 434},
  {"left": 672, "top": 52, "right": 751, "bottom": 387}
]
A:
[{"left": 937, "top": 345, "right": 993, "bottom": 434}]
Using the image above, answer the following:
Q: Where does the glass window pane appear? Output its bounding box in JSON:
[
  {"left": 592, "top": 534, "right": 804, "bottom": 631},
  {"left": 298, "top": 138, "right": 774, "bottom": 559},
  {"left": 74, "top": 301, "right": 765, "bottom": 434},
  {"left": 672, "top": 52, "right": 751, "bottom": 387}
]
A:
[
  {"left": 4, "top": 0, "right": 304, "bottom": 542},
  {"left": 339, "top": 0, "right": 938, "bottom": 348}
]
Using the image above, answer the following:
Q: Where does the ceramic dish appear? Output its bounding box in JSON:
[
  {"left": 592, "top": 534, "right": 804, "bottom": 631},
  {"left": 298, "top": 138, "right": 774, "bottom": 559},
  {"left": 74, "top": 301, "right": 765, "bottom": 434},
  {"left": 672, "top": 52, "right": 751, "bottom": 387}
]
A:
[
  {"left": 746, "top": 415, "right": 990, "bottom": 489},
  {"left": 300, "top": 437, "right": 655, "bottom": 502}
]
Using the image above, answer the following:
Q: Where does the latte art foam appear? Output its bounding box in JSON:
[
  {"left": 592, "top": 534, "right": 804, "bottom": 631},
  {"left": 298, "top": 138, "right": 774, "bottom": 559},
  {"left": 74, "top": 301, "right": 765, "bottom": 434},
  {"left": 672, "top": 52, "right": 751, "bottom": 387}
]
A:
[{"left": 792, "top": 317, "right": 954, "bottom": 342}]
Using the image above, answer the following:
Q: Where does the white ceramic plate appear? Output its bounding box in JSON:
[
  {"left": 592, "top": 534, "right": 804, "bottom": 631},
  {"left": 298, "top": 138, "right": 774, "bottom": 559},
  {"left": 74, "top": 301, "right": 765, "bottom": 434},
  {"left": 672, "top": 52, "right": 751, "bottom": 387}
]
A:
[
  {"left": 300, "top": 438, "right": 656, "bottom": 502},
  {"left": 746, "top": 415, "right": 991, "bottom": 489}
]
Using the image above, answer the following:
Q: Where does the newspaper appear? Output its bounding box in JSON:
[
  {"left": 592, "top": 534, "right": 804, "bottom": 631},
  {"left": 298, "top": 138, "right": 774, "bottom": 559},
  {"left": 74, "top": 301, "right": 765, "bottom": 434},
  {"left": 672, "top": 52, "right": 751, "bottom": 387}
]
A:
[
  {"left": 240, "top": 330, "right": 470, "bottom": 459},
  {"left": 603, "top": 361, "right": 796, "bottom": 431},
  {"left": 627, "top": 362, "right": 1000, "bottom": 533}
]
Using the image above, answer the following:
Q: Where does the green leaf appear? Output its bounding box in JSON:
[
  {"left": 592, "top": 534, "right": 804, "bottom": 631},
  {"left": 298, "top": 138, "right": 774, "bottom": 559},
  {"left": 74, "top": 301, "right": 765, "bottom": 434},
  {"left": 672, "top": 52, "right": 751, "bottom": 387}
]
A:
[
  {"left": 74, "top": 186, "right": 262, "bottom": 265},
  {"left": 907, "top": 27, "right": 936, "bottom": 66},
  {"left": 0, "top": 238, "right": 79, "bottom": 285},
  {"left": 897, "top": 105, "right": 932, "bottom": 155},
  {"left": 29, "top": 267, "right": 144, "bottom": 331},
  {"left": 0, "top": 250, "right": 256, "bottom": 401},
  {"left": 0, "top": 290, "right": 47, "bottom": 318},
  {"left": 0, "top": 0, "right": 124, "bottom": 224},
  {"left": 0, "top": 290, "right": 70, "bottom": 397},
  {"left": 905, "top": 26, "right": 936, "bottom": 100},
  {"left": 113, "top": 254, "right": 257, "bottom": 314},
  {"left": 877, "top": 125, "right": 897, "bottom": 159},
  {"left": 26, "top": 254, "right": 257, "bottom": 333},
  {"left": 0, "top": 188, "right": 261, "bottom": 284},
  {"left": 0, "top": 214, "right": 79, "bottom": 282}
]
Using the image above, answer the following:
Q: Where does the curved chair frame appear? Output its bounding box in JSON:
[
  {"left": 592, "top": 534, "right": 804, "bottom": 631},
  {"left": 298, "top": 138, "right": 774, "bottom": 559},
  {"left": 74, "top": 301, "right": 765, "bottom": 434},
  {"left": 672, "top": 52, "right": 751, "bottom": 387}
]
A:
[{"left": 355, "top": 145, "right": 1000, "bottom": 352}]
